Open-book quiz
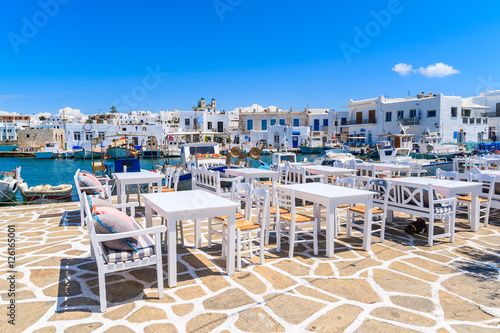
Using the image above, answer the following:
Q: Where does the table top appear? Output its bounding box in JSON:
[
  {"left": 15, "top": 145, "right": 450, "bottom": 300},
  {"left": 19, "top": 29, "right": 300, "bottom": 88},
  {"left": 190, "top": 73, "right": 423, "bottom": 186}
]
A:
[
  {"left": 480, "top": 170, "right": 500, "bottom": 176},
  {"left": 225, "top": 168, "right": 278, "bottom": 177},
  {"left": 303, "top": 165, "right": 355, "bottom": 173},
  {"left": 278, "top": 182, "right": 374, "bottom": 199},
  {"left": 142, "top": 190, "right": 239, "bottom": 214},
  {"left": 114, "top": 170, "right": 163, "bottom": 181},
  {"left": 388, "top": 177, "right": 482, "bottom": 190}
]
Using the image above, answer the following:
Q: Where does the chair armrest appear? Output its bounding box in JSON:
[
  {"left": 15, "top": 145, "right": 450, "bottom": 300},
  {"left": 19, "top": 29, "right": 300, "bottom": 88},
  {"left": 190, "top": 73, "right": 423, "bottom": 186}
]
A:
[
  {"left": 434, "top": 197, "right": 457, "bottom": 205},
  {"left": 80, "top": 185, "right": 112, "bottom": 191},
  {"left": 94, "top": 225, "right": 167, "bottom": 242},
  {"left": 114, "top": 202, "right": 139, "bottom": 216},
  {"left": 305, "top": 174, "right": 324, "bottom": 182}
]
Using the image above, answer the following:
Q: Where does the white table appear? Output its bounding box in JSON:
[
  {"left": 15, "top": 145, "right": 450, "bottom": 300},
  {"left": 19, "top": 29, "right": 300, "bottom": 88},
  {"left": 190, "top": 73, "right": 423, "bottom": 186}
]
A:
[
  {"left": 143, "top": 190, "right": 239, "bottom": 287},
  {"left": 388, "top": 177, "right": 483, "bottom": 231},
  {"left": 301, "top": 165, "right": 356, "bottom": 183},
  {"left": 114, "top": 171, "right": 163, "bottom": 204},
  {"left": 224, "top": 168, "right": 278, "bottom": 184},
  {"left": 368, "top": 163, "right": 410, "bottom": 173},
  {"left": 277, "top": 183, "right": 375, "bottom": 254}
]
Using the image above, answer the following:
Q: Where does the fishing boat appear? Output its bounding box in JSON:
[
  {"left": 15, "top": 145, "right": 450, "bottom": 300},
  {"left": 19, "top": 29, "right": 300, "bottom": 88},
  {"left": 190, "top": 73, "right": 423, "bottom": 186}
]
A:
[
  {"left": 412, "top": 128, "right": 463, "bottom": 160},
  {"left": 299, "top": 136, "right": 324, "bottom": 154},
  {"left": 74, "top": 146, "right": 106, "bottom": 159},
  {"left": 0, "top": 167, "right": 21, "bottom": 202},
  {"left": 19, "top": 182, "right": 73, "bottom": 202},
  {"left": 323, "top": 137, "right": 343, "bottom": 150},
  {"left": 35, "top": 141, "right": 62, "bottom": 159},
  {"left": 313, "top": 148, "right": 361, "bottom": 165},
  {"left": 106, "top": 138, "right": 136, "bottom": 159},
  {"left": 142, "top": 139, "right": 162, "bottom": 158}
]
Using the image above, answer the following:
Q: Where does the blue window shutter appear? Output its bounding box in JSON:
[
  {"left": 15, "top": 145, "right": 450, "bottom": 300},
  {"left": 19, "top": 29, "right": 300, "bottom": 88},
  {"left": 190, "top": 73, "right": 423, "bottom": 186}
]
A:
[{"left": 453, "top": 131, "right": 457, "bottom": 139}]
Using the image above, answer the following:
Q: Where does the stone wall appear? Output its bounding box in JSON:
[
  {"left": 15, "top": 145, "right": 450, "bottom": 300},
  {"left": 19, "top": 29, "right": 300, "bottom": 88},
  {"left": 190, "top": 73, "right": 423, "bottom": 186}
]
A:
[{"left": 17, "top": 128, "right": 66, "bottom": 150}]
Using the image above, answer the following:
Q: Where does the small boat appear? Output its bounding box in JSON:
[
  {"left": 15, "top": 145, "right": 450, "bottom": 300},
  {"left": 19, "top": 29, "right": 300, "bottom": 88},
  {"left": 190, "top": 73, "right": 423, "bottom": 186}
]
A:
[
  {"left": 19, "top": 182, "right": 73, "bottom": 202},
  {"left": 107, "top": 139, "right": 136, "bottom": 159},
  {"left": 313, "top": 148, "right": 361, "bottom": 165},
  {"left": 0, "top": 167, "right": 21, "bottom": 202},
  {"left": 35, "top": 141, "right": 61, "bottom": 159},
  {"left": 142, "top": 140, "right": 162, "bottom": 158},
  {"left": 323, "top": 137, "right": 343, "bottom": 150},
  {"left": 74, "top": 146, "right": 106, "bottom": 159}
]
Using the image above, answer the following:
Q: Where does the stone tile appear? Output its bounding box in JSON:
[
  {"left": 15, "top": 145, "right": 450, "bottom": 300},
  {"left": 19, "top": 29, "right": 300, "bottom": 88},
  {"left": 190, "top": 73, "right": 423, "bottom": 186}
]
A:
[
  {"left": 103, "top": 325, "right": 135, "bottom": 333},
  {"left": 30, "top": 268, "right": 76, "bottom": 288},
  {"left": 90, "top": 280, "right": 144, "bottom": 304},
  {"left": 32, "top": 327, "right": 56, "bottom": 333},
  {"left": 308, "top": 278, "right": 381, "bottom": 304},
  {"left": 196, "top": 269, "right": 230, "bottom": 292},
  {"left": 48, "top": 310, "right": 91, "bottom": 321},
  {"left": 182, "top": 253, "right": 215, "bottom": 269},
  {"left": 390, "top": 296, "right": 435, "bottom": 313},
  {"left": 451, "top": 324, "right": 500, "bottom": 333},
  {"left": 314, "top": 263, "right": 334, "bottom": 276},
  {"left": 403, "top": 257, "right": 457, "bottom": 275},
  {"left": 355, "top": 319, "right": 421, "bottom": 333},
  {"left": 440, "top": 291, "right": 495, "bottom": 321},
  {"left": 295, "top": 286, "right": 339, "bottom": 303},
  {"left": 370, "top": 244, "right": 407, "bottom": 261},
  {"left": 233, "top": 271, "right": 267, "bottom": 294},
  {"left": 442, "top": 274, "right": 500, "bottom": 308},
  {"left": 335, "top": 258, "right": 382, "bottom": 276},
  {"left": 64, "top": 323, "right": 103, "bottom": 333},
  {"left": 370, "top": 307, "right": 435, "bottom": 327},
  {"left": 58, "top": 297, "right": 99, "bottom": 308},
  {"left": 413, "top": 250, "right": 453, "bottom": 263},
  {"left": 127, "top": 306, "right": 168, "bottom": 322},
  {"left": 254, "top": 266, "right": 296, "bottom": 290},
  {"left": 14, "top": 301, "right": 55, "bottom": 332},
  {"left": 186, "top": 313, "right": 228, "bottom": 333},
  {"left": 272, "top": 260, "right": 311, "bottom": 276},
  {"left": 235, "top": 307, "right": 285, "bottom": 332},
  {"left": 175, "top": 285, "right": 207, "bottom": 301},
  {"left": 1, "top": 290, "right": 36, "bottom": 301},
  {"left": 307, "top": 304, "right": 362, "bottom": 332},
  {"left": 129, "top": 268, "right": 160, "bottom": 283},
  {"left": 203, "top": 288, "right": 255, "bottom": 310},
  {"left": 388, "top": 262, "right": 438, "bottom": 282},
  {"left": 453, "top": 246, "right": 500, "bottom": 265},
  {"left": 264, "top": 293, "right": 325, "bottom": 325},
  {"left": 172, "top": 303, "right": 194, "bottom": 316},
  {"left": 142, "top": 291, "right": 176, "bottom": 304},
  {"left": 103, "top": 303, "right": 135, "bottom": 320},
  {"left": 144, "top": 323, "right": 177, "bottom": 333},
  {"left": 43, "top": 280, "right": 81, "bottom": 297},
  {"left": 373, "top": 269, "right": 432, "bottom": 297}
]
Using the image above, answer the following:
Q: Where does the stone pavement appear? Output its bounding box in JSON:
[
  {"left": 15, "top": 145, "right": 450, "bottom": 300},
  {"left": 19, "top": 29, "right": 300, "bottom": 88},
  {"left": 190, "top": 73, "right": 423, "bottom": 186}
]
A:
[{"left": 1, "top": 200, "right": 500, "bottom": 333}]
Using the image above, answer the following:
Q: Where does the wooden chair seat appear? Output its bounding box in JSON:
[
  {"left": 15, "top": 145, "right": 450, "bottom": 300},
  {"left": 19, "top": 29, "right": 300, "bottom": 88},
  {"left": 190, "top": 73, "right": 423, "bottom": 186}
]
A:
[
  {"left": 258, "top": 180, "right": 283, "bottom": 186},
  {"left": 348, "top": 205, "right": 384, "bottom": 214},
  {"left": 328, "top": 176, "right": 336, "bottom": 181},
  {"left": 215, "top": 213, "right": 245, "bottom": 220},
  {"left": 270, "top": 206, "right": 290, "bottom": 215},
  {"left": 224, "top": 219, "right": 261, "bottom": 231},
  {"left": 279, "top": 213, "right": 315, "bottom": 222},
  {"left": 337, "top": 204, "right": 350, "bottom": 208},
  {"left": 151, "top": 185, "right": 174, "bottom": 193},
  {"left": 457, "top": 196, "right": 488, "bottom": 203},
  {"left": 391, "top": 175, "right": 405, "bottom": 178}
]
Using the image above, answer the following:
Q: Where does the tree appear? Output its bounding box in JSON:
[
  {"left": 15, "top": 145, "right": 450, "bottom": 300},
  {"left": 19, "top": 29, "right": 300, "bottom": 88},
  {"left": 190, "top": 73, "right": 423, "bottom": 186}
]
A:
[
  {"left": 39, "top": 115, "right": 46, "bottom": 121},
  {"left": 110, "top": 106, "right": 118, "bottom": 113}
]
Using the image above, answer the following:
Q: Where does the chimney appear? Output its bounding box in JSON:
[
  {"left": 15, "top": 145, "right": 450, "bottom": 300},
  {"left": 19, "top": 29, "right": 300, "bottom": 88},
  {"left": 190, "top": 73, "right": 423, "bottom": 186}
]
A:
[{"left": 290, "top": 107, "right": 293, "bottom": 112}]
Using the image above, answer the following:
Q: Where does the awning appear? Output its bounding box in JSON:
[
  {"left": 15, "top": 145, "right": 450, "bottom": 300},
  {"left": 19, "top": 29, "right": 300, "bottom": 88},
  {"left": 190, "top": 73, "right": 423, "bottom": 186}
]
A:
[
  {"left": 292, "top": 131, "right": 301, "bottom": 135},
  {"left": 462, "top": 102, "right": 490, "bottom": 109}
]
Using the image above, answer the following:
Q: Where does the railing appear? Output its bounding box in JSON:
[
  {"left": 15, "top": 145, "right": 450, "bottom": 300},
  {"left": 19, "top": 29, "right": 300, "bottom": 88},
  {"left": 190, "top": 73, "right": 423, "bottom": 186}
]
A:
[
  {"left": 482, "top": 112, "right": 500, "bottom": 117},
  {"left": 341, "top": 119, "right": 376, "bottom": 125},
  {"left": 398, "top": 117, "right": 420, "bottom": 125}
]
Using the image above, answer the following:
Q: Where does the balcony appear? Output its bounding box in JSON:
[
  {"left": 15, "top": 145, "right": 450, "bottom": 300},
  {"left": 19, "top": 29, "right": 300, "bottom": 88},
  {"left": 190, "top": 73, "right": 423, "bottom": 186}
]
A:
[
  {"left": 398, "top": 117, "right": 420, "bottom": 125},
  {"left": 482, "top": 112, "right": 500, "bottom": 118},
  {"left": 341, "top": 119, "right": 376, "bottom": 126},
  {"left": 309, "top": 125, "right": 328, "bottom": 132}
]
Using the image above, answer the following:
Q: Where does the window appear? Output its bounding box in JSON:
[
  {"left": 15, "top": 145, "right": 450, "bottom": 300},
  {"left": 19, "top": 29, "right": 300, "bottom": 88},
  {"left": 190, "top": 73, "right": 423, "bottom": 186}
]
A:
[
  {"left": 397, "top": 110, "right": 404, "bottom": 119},
  {"left": 74, "top": 132, "right": 81, "bottom": 141},
  {"left": 207, "top": 121, "right": 212, "bottom": 130},
  {"left": 142, "top": 127, "right": 147, "bottom": 131},
  {"left": 261, "top": 119, "right": 268, "bottom": 131},
  {"left": 122, "top": 127, "right": 127, "bottom": 131},
  {"left": 270, "top": 118, "right": 277, "bottom": 126},
  {"left": 293, "top": 118, "right": 300, "bottom": 127},
  {"left": 185, "top": 119, "right": 190, "bottom": 126},
  {"left": 323, "top": 119, "right": 328, "bottom": 127},
  {"left": 451, "top": 107, "right": 457, "bottom": 118},
  {"left": 247, "top": 119, "right": 253, "bottom": 131},
  {"left": 85, "top": 132, "right": 93, "bottom": 140},
  {"left": 463, "top": 118, "right": 468, "bottom": 124},
  {"left": 427, "top": 110, "right": 436, "bottom": 118},
  {"left": 462, "top": 109, "right": 471, "bottom": 117},
  {"left": 279, "top": 119, "right": 286, "bottom": 126},
  {"left": 385, "top": 112, "right": 392, "bottom": 122},
  {"left": 483, "top": 118, "right": 488, "bottom": 124},
  {"left": 470, "top": 118, "right": 475, "bottom": 124},
  {"left": 409, "top": 109, "right": 416, "bottom": 118}
]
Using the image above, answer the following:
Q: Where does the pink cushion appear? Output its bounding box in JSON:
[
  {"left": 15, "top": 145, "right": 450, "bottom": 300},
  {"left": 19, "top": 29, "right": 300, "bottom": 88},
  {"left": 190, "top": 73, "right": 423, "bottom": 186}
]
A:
[
  {"left": 94, "top": 206, "right": 133, "bottom": 226},
  {"left": 80, "top": 172, "right": 101, "bottom": 186}
]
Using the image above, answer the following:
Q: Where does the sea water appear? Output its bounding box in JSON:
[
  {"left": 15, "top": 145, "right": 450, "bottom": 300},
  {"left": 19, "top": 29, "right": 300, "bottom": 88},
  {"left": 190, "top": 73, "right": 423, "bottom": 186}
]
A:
[{"left": 0, "top": 154, "right": 317, "bottom": 204}]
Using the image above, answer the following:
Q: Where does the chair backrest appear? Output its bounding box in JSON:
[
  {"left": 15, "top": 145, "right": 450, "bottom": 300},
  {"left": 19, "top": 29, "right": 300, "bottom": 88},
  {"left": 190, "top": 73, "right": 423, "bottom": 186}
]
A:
[
  {"left": 352, "top": 175, "right": 373, "bottom": 190},
  {"left": 346, "top": 160, "right": 357, "bottom": 169},
  {"left": 456, "top": 172, "right": 472, "bottom": 182},
  {"left": 338, "top": 177, "right": 355, "bottom": 188},
  {"left": 435, "top": 169, "right": 458, "bottom": 180},
  {"left": 287, "top": 166, "right": 306, "bottom": 184},
  {"left": 276, "top": 187, "right": 295, "bottom": 212},
  {"left": 164, "top": 167, "right": 175, "bottom": 187},
  {"left": 471, "top": 173, "right": 495, "bottom": 200},
  {"left": 333, "top": 161, "right": 345, "bottom": 168},
  {"left": 246, "top": 187, "right": 270, "bottom": 225},
  {"left": 367, "top": 178, "right": 391, "bottom": 204},
  {"left": 232, "top": 182, "right": 252, "bottom": 208},
  {"left": 277, "top": 164, "right": 289, "bottom": 184},
  {"left": 469, "top": 166, "right": 482, "bottom": 175},
  {"left": 171, "top": 169, "right": 181, "bottom": 191},
  {"left": 356, "top": 164, "right": 376, "bottom": 177}
]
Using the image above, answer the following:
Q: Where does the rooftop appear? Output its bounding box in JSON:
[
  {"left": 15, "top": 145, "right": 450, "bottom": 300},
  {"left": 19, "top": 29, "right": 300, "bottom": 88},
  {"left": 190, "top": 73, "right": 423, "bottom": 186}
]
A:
[{"left": 2, "top": 199, "right": 500, "bottom": 332}]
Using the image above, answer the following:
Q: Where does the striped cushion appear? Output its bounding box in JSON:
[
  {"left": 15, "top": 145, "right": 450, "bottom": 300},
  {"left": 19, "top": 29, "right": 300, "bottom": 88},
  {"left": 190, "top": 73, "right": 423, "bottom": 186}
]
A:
[
  {"left": 101, "top": 220, "right": 155, "bottom": 263},
  {"left": 434, "top": 204, "right": 453, "bottom": 215}
]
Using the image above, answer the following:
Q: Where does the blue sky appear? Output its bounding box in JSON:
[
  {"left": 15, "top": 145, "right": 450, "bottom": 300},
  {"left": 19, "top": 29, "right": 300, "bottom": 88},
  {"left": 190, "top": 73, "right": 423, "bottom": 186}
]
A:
[{"left": 1, "top": 0, "right": 500, "bottom": 115}]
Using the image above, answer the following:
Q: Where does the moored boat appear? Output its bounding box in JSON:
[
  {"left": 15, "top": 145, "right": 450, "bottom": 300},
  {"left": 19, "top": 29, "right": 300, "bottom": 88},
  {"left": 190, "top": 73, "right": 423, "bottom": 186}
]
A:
[
  {"left": 19, "top": 182, "right": 73, "bottom": 202},
  {"left": 0, "top": 167, "right": 21, "bottom": 202},
  {"left": 35, "top": 141, "right": 61, "bottom": 159}
]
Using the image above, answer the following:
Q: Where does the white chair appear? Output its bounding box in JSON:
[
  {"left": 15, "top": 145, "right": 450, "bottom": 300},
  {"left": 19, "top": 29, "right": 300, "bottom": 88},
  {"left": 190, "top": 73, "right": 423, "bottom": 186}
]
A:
[
  {"left": 222, "top": 187, "right": 269, "bottom": 271},
  {"left": 457, "top": 173, "right": 495, "bottom": 227},
  {"left": 276, "top": 187, "right": 318, "bottom": 257},
  {"left": 356, "top": 164, "right": 376, "bottom": 177},
  {"left": 435, "top": 169, "right": 458, "bottom": 180},
  {"left": 346, "top": 178, "right": 390, "bottom": 243},
  {"left": 408, "top": 162, "right": 427, "bottom": 177},
  {"left": 74, "top": 169, "right": 112, "bottom": 227},
  {"left": 334, "top": 177, "right": 356, "bottom": 237},
  {"left": 207, "top": 183, "right": 249, "bottom": 249},
  {"left": 333, "top": 161, "right": 345, "bottom": 168},
  {"left": 81, "top": 193, "right": 166, "bottom": 312}
]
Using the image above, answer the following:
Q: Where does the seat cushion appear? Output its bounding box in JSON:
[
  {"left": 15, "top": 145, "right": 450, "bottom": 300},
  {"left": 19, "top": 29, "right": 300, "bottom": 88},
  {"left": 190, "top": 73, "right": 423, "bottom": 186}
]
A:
[
  {"left": 214, "top": 213, "right": 245, "bottom": 220},
  {"left": 280, "top": 213, "right": 315, "bottom": 222},
  {"left": 224, "top": 219, "right": 261, "bottom": 231},
  {"left": 457, "top": 196, "right": 488, "bottom": 203},
  {"left": 94, "top": 206, "right": 134, "bottom": 226},
  {"left": 78, "top": 174, "right": 109, "bottom": 199},
  {"left": 348, "top": 205, "right": 384, "bottom": 214},
  {"left": 101, "top": 220, "right": 155, "bottom": 263},
  {"left": 87, "top": 197, "right": 114, "bottom": 209},
  {"left": 93, "top": 214, "right": 139, "bottom": 251},
  {"left": 270, "top": 206, "right": 290, "bottom": 215}
]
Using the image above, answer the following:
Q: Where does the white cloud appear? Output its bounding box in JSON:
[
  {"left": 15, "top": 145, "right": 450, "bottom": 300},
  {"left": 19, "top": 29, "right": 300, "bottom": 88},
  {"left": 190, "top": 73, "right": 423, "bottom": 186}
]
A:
[
  {"left": 34, "top": 112, "right": 51, "bottom": 119},
  {"left": 230, "top": 104, "right": 283, "bottom": 113},
  {"left": 392, "top": 63, "right": 413, "bottom": 76},
  {"left": 391, "top": 62, "right": 460, "bottom": 78},
  {"left": 0, "top": 111, "right": 21, "bottom": 115},
  {"left": 416, "top": 62, "right": 460, "bottom": 78},
  {"left": 58, "top": 106, "right": 82, "bottom": 116}
]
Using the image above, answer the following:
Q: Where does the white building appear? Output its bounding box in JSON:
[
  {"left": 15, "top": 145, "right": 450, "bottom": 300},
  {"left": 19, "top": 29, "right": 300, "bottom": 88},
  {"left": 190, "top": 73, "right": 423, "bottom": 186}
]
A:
[
  {"left": 342, "top": 92, "right": 489, "bottom": 145},
  {"left": 470, "top": 90, "right": 500, "bottom": 141},
  {"left": 0, "top": 123, "right": 18, "bottom": 141}
]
